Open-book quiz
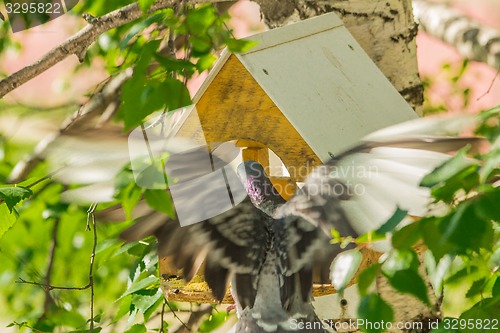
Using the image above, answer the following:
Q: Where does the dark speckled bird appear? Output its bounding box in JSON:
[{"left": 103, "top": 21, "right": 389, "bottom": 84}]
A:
[{"left": 43, "top": 112, "right": 489, "bottom": 333}]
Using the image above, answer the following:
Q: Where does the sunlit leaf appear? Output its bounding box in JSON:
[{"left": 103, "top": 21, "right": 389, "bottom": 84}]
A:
[
  {"left": 196, "top": 53, "right": 217, "bottom": 72},
  {"left": 0, "top": 203, "right": 17, "bottom": 240},
  {"left": 124, "top": 323, "right": 147, "bottom": 333},
  {"left": 0, "top": 186, "right": 32, "bottom": 213},
  {"left": 132, "top": 289, "right": 163, "bottom": 316},
  {"left": 381, "top": 249, "right": 419, "bottom": 277},
  {"left": 330, "top": 249, "right": 362, "bottom": 293},
  {"left": 199, "top": 312, "right": 228, "bottom": 333},
  {"left": 226, "top": 38, "right": 258, "bottom": 53},
  {"left": 425, "top": 253, "right": 453, "bottom": 297},
  {"left": 120, "top": 275, "right": 159, "bottom": 299},
  {"left": 138, "top": 0, "right": 155, "bottom": 14}
]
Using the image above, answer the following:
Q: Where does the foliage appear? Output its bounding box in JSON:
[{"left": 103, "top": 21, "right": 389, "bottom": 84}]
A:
[
  {"left": 345, "top": 107, "right": 499, "bottom": 333},
  {"left": 0, "top": 2, "right": 252, "bottom": 332},
  {"left": 0, "top": 2, "right": 498, "bottom": 333}
]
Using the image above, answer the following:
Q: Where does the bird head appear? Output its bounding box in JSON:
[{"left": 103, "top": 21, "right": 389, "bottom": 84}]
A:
[{"left": 237, "top": 160, "right": 285, "bottom": 213}]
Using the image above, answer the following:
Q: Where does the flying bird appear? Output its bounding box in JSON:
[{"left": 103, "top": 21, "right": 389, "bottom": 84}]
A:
[
  {"left": 118, "top": 113, "right": 488, "bottom": 333},
  {"left": 39, "top": 111, "right": 490, "bottom": 333}
]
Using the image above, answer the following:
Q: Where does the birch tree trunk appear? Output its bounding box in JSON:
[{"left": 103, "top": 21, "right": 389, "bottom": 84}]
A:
[{"left": 413, "top": 0, "right": 500, "bottom": 70}]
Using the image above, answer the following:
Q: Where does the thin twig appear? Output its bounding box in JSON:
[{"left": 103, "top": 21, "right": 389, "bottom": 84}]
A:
[
  {"left": 87, "top": 202, "right": 98, "bottom": 330},
  {"left": 173, "top": 304, "right": 214, "bottom": 333},
  {"left": 17, "top": 277, "right": 91, "bottom": 290},
  {"left": 166, "top": 301, "right": 190, "bottom": 332},
  {"left": 160, "top": 299, "right": 168, "bottom": 333},
  {"left": 476, "top": 66, "right": 500, "bottom": 101},
  {"left": 17, "top": 202, "right": 100, "bottom": 330}
]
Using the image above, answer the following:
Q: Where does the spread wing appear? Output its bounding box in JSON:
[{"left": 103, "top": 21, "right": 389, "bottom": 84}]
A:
[{"left": 122, "top": 196, "right": 270, "bottom": 307}]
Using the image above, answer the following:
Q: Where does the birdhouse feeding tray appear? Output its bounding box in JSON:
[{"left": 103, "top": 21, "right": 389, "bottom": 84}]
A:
[{"left": 159, "top": 11, "right": 417, "bottom": 303}]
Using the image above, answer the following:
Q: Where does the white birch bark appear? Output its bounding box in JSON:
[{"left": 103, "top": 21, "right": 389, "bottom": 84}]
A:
[{"left": 413, "top": 0, "right": 500, "bottom": 70}]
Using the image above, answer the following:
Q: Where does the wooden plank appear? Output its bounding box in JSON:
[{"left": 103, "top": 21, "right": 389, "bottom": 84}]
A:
[
  {"left": 178, "top": 55, "right": 322, "bottom": 182},
  {"left": 160, "top": 248, "right": 380, "bottom": 304}
]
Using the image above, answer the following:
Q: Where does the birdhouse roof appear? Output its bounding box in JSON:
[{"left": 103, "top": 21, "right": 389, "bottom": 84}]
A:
[
  {"left": 189, "top": 13, "right": 417, "bottom": 160},
  {"left": 190, "top": 12, "right": 417, "bottom": 162}
]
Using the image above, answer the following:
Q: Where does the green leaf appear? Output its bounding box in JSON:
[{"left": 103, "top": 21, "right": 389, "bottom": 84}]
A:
[
  {"left": 355, "top": 230, "right": 387, "bottom": 244},
  {"left": 465, "top": 278, "right": 487, "bottom": 298},
  {"left": 385, "top": 269, "right": 430, "bottom": 305},
  {"left": 186, "top": 5, "right": 218, "bottom": 35},
  {"left": 190, "top": 35, "right": 213, "bottom": 55},
  {"left": 357, "top": 294, "right": 394, "bottom": 333},
  {"left": 330, "top": 249, "right": 362, "bottom": 293},
  {"left": 199, "top": 312, "right": 228, "bottom": 333},
  {"left": 475, "top": 106, "right": 500, "bottom": 142},
  {"left": 0, "top": 186, "right": 32, "bottom": 212},
  {"left": 392, "top": 222, "right": 421, "bottom": 249},
  {"left": 445, "top": 266, "right": 480, "bottom": 284},
  {"left": 113, "top": 295, "right": 132, "bottom": 323},
  {"left": 381, "top": 249, "right": 419, "bottom": 277},
  {"left": 121, "top": 13, "right": 166, "bottom": 49},
  {"left": 143, "top": 290, "right": 165, "bottom": 321},
  {"left": 420, "top": 217, "right": 456, "bottom": 262},
  {"left": 226, "top": 38, "right": 258, "bottom": 53},
  {"left": 119, "top": 42, "right": 191, "bottom": 130},
  {"left": 376, "top": 207, "right": 408, "bottom": 234},
  {"left": 479, "top": 148, "right": 500, "bottom": 182},
  {"left": 441, "top": 202, "right": 494, "bottom": 252},
  {"left": 131, "top": 288, "right": 163, "bottom": 315},
  {"left": 124, "top": 324, "right": 147, "bottom": 333},
  {"left": 196, "top": 53, "right": 217, "bottom": 72},
  {"left": 117, "top": 182, "right": 143, "bottom": 220},
  {"left": 154, "top": 55, "right": 196, "bottom": 74},
  {"left": 138, "top": 0, "right": 155, "bottom": 14},
  {"left": 430, "top": 165, "right": 479, "bottom": 203},
  {"left": 0, "top": 203, "right": 17, "bottom": 240},
  {"left": 68, "top": 328, "right": 102, "bottom": 333},
  {"left": 492, "top": 276, "right": 500, "bottom": 297},
  {"left": 473, "top": 187, "right": 500, "bottom": 222},
  {"left": 459, "top": 298, "right": 500, "bottom": 332},
  {"left": 420, "top": 147, "right": 472, "bottom": 188},
  {"left": 357, "top": 264, "right": 381, "bottom": 296},
  {"left": 120, "top": 275, "right": 159, "bottom": 299},
  {"left": 145, "top": 189, "right": 175, "bottom": 217}
]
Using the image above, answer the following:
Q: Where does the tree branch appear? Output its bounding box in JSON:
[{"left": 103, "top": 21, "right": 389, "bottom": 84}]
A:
[
  {"left": 0, "top": 0, "right": 227, "bottom": 98},
  {"left": 413, "top": 0, "right": 500, "bottom": 70}
]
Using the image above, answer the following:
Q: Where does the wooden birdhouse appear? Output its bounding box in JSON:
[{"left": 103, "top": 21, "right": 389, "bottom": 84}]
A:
[{"left": 158, "top": 12, "right": 417, "bottom": 303}]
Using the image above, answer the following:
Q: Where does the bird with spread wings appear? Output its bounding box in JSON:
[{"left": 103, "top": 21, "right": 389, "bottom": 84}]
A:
[{"left": 43, "top": 111, "right": 489, "bottom": 333}]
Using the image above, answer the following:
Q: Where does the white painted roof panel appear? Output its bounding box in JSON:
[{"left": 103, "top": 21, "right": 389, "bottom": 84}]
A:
[{"left": 237, "top": 12, "right": 418, "bottom": 161}]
